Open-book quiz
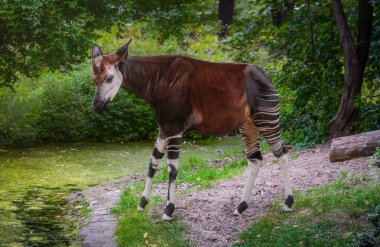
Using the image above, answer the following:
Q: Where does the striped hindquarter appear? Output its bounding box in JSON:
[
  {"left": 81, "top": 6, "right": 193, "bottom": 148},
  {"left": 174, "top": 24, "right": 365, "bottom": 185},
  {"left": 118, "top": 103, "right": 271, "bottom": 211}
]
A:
[{"left": 235, "top": 86, "right": 294, "bottom": 215}]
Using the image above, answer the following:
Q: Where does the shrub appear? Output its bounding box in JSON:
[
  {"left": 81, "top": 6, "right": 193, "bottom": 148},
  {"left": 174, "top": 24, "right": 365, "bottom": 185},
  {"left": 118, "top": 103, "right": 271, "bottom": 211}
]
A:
[
  {"left": 0, "top": 63, "right": 158, "bottom": 146},
  {"left": 91, "top": 90, "right": 157, "bottom": 143},
  {"left": 0, "top": 79, "right": 43, "bottom": 146},
  {"left": 36, "top": 69, "right": 93, "bottom": 143}
]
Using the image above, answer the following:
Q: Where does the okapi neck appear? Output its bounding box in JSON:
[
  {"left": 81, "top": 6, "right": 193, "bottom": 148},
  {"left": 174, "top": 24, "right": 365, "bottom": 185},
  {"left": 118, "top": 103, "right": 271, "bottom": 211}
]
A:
[{"left": 120, "top": 56, "right": 170, "bottom": 103}]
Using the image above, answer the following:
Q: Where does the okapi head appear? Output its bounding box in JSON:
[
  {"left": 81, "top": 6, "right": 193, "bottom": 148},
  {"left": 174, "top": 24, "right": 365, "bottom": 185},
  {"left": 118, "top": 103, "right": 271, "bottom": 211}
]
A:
[{"left": 91, "top": 39, "right": 132, "bottom": 113}]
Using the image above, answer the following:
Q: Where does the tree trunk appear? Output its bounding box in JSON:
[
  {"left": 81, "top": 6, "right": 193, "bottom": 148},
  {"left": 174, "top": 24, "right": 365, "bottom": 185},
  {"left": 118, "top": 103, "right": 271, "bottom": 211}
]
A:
[
  {"left": 328, "top": 0, "right": 373, "bottom": 138},
  {"left": 329, "top": 129, "right": 380, "bottom": 163},
  {"left": 271, "top": 0, "right": 294, "bottom": 27},
  {"left": 218, "top": 0, "right": 234, "bottom": 37}
]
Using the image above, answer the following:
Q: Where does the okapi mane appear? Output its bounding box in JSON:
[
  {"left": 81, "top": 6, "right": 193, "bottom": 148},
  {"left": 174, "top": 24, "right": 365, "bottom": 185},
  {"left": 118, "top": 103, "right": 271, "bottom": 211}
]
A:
[
  {"left": 120, "top": 55, "right": 188, "bottom": 101},
  {"left": 123, "top": 56, "right": 173, "bottom": 82}
]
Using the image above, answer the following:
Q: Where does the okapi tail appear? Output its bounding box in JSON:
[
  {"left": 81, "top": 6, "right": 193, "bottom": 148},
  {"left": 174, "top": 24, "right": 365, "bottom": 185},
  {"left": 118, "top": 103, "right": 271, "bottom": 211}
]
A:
[{"left": 245, "top": 65, "right": 287, "bottom": 158}]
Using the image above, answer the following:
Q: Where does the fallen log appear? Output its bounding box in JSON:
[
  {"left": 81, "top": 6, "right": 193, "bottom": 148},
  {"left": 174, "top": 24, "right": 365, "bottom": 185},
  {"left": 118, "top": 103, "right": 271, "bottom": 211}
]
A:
[{"left": 329, "top": 129, "right": 380, "bottom": 163}]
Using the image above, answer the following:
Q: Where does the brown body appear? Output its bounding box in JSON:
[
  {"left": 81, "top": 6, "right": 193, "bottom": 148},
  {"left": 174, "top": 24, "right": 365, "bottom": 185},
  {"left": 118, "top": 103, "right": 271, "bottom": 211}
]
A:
[{"left": 119, "top": 55, "right": 272, "bottom": 137}]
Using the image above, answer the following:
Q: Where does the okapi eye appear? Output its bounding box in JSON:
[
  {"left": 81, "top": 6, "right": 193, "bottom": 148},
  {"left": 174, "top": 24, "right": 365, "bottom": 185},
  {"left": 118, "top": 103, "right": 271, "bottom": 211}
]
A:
[{"left": 105, "top": 76, "right": 113, "bottom": 83}]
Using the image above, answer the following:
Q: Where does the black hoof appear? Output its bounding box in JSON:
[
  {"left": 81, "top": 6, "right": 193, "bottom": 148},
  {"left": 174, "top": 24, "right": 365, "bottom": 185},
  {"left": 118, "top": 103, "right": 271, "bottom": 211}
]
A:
[
  {"left": 283, "top": 195, "right": 294, "bottom": 212},
  {"left": 234, "top": 201, "right": 248, "bottom": 215},
  {"left": 164, "top": 203, "right": 175, "bottom": 217},
  {"left": 285, "top": 195, "right": 294, "bottom": 208},
  {"left": 138, "top": 196, "right": 148, "bottom": 210}
]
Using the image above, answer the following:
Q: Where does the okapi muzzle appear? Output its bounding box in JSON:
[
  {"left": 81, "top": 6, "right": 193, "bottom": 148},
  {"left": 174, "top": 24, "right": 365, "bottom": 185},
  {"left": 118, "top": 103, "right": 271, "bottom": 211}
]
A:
[{"left": 92, "top": 99, "right": 108, "bottom": 113}]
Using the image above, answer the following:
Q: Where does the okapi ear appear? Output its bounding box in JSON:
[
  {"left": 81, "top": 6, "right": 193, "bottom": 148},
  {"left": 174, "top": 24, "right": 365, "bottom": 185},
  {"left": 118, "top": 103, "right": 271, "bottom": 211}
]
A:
[
  {"left": 92, "top": 44, "right": 103, "bottom": 59},
  {"left": 116, "top": 38, "right": 132, "bottom": 62}
]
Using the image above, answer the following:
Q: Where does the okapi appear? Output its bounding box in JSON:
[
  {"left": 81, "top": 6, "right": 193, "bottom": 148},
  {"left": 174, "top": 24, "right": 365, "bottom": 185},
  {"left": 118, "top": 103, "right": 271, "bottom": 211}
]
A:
[{"left": 91, "top": 40, "right": 294, "bottom": 221}]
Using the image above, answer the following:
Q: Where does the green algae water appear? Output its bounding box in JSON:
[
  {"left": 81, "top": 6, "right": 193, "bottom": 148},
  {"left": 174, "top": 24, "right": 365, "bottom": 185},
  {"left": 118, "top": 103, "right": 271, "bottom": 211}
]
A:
[
  {"left": 0, "top": 137, "right": 242, "bottom": 246},
  {"left": 0, "top": 142, "right": 153, "bottom": 246},
  {"left": 12, "top": 186, "right": 75, "bottom": 246}
]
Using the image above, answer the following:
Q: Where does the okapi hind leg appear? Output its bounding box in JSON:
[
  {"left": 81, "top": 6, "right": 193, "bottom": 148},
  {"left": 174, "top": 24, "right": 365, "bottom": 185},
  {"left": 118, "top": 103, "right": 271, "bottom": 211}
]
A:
[
  {"left": 162, "top": 134, "right": 182, "bottom": 221},
  {"left": 278, "top": 153, "right": 294, "bottom": 212},
  {"left": 138, "top": 135, "right": 166, "bottom": 211},
  {"left": 234, "top": 120, "right": 262, "bottom": 215},
  {"left": 258, "top": 128, "right": 294, "bottom": 212}
]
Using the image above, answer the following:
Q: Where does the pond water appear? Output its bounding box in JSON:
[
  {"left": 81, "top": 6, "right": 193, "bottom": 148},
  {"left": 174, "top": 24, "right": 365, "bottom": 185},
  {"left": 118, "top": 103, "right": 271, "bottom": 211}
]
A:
[
  {"left": 12, "top": 186, "right": 76, "bottom": 246},
  {"left": 0, "top": 137, "right": 243, "bottom": 246}
]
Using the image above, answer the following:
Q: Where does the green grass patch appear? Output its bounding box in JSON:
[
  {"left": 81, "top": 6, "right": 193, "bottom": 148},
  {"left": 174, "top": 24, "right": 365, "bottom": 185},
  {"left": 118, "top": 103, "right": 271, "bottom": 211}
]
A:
[
  {"left": 233, "top": 174, "right": 380, "bottom": 247},
  {"left": 113, "top": 186, "right": 191, "bottom": 247},
  {"left": 113, "top": 137, "right": 254, "bottom": 246}
]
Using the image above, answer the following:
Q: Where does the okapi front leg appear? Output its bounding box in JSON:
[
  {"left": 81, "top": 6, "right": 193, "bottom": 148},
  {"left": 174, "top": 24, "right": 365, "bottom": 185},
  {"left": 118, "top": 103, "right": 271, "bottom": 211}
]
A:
[
  {"left": 279, "top": 154, "right": 294, "bottom": 212},
  {"left": 162, "top": 134, "right": 182, "bottom": 220},
  {"left": 138, "top": 136, "right": 166, "bottom": 211}
]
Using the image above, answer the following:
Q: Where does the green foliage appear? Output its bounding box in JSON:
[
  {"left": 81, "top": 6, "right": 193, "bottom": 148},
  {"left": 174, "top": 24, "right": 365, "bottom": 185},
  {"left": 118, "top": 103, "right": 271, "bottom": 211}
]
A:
[
  {"left": 0, "top": 63, "right": 158, "bottom": 146},
  {"left": 91, "top": 91, "right": 157, "bottom": 143},
  {"left": 37, "top": 70, "right": 93, "bottom": 143},
  {"left": 0, "top": 85, "right": 42, "bottom": 146},
  {"left": 125, "top": 0, "right": 214, "bottom": 42},
  {"left": 0, "top": 0, "right": 127, "bottom": 87}
]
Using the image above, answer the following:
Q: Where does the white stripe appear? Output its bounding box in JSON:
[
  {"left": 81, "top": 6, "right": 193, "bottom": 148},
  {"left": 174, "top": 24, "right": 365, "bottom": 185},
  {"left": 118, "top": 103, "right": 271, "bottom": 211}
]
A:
[
  {"left": 167, "top": 145, "right": 180, "bottom": 149},
  {"left": 166, "top": 134, "right": 182, "bottom": 140},
  {"left": 167, "top": 159, "right": 179, "bottom": 168}
]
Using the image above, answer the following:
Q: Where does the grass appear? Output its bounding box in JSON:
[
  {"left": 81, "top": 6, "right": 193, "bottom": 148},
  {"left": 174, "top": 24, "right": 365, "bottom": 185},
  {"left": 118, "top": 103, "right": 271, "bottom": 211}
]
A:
[
  {"left": 112, "top": 157, "right": 248, "bottom": 246},
  {"left": 113, "top": 137, "right": 253, "bottom": 247},
  {"left": 0, "top": 136, "right": 245, "bottom": 246},
  {"left": 113, "top": 186, "right": 191, "bottom": 247},
  {"left": 233, "top": 173, "right": 380, "bottom": 247}
]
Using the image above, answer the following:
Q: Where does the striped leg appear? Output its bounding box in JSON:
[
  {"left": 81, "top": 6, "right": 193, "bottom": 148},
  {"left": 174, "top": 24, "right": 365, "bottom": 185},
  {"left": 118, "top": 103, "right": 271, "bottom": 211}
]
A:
[
  {"left": 253, "top": 103, "right": 294, "bottom": 212},
  {"left": 162, "top": 134, "right": 182, "bottom": 221},
  {"left": 235, "top": 119, "right": 263, "bottom": 215},
  {"left": 138, "top": 134, "right": 166, "bottom": 211}
]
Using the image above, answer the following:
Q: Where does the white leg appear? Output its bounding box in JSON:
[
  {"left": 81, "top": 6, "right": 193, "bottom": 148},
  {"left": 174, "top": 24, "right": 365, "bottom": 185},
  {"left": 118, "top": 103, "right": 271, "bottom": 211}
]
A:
[
  {"left": 138, "top": 136, "right": 166, "bottom": 211},
  {"left": 279, "top": 154, "right": 294, "bottom": 212},
  {"left": 162, "top": 134, "right": 182, "bottom": 220},
  {"left": 234, "top": 159, "right": 263, "bottom": 215}
]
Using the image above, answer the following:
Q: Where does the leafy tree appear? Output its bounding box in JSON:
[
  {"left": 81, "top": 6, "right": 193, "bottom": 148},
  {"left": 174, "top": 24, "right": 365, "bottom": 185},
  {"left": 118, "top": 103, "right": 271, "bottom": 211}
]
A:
[
  {"left": 0, "top": 0, "right": 125, "bottom": 87},
  {"left": 329, "top": 0, "right": 374, "bottom": 138},
  {"left": 124, "top": 0, "right": 214, "bottom": 42},
  {"left": 229, "top": 0, "right": 379, "bottom": 145}
]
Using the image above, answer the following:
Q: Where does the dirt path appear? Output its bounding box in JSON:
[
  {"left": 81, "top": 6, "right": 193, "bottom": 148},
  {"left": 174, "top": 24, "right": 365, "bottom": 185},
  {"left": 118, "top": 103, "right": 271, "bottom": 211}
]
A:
[
  {"left": 174, "top": 146, "right": 378, "bottom": 246},
  {"left": 69, "top": 145, "right": 378, "bottom": 247},
  {"left": 67, "top": 175, "right": 145, "bottom": 247}
]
